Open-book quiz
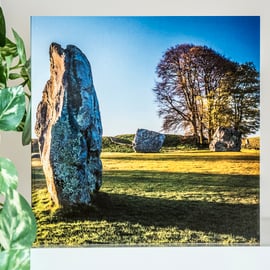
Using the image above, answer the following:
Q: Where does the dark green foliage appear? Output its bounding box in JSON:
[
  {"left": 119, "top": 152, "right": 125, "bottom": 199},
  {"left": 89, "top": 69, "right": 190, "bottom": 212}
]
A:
[
  {"left": 115, "top": 134, "right": 134, "bottom": 143},
  {"left": 162, "top": 134, "right": 182, "bottom": 147},
  {"left": 163, "top": 134, "right": 201, "bottom": 149},
  {"left": 0, "top": 7, "right": 6, "bottom": 47},
  {"left": 102, "top": 135, "right": 134, "bottom": 153},
  {"left": 224, "top": 63, "right": 260, "bottom": 137}
]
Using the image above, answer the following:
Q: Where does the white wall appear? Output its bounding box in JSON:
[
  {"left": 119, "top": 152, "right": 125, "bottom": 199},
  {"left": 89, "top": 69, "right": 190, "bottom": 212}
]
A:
[{"left": 1, "top": 0, "right": 270, "bottom": 269}]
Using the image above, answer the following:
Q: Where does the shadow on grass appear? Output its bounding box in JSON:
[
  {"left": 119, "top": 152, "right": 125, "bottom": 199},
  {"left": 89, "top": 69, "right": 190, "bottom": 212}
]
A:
[
  {"left": 102, "top": 170, "right": 259, "bottom": 189},
  {"left": 32, "top": 166, "right": 259, "bottom": 242},
  {"left": 51, "top": 191, "right": 259, "bottom": 241}
]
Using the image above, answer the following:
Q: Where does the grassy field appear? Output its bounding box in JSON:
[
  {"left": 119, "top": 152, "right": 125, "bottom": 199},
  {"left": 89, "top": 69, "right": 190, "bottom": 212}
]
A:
[{"left": 32, "top": 147, "right": 259, "bottom": 247}]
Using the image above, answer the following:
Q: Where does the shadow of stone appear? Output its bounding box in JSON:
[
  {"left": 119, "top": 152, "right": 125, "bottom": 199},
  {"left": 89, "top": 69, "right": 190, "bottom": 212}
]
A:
[{"left": 51, "top": 190, "right": 259, "bottom": 241}]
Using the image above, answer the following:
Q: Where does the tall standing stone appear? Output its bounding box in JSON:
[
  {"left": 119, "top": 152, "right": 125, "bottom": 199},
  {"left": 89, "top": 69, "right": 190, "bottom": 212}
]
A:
[
  {"left": 209, "top": 127, "right": 241, "bottom": 152},
  {"left": 35, "top": 43, "right": 103, "bottom": 207}
]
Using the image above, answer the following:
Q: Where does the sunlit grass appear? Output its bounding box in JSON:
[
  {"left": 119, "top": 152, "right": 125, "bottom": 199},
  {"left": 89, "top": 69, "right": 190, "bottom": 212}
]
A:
[
  {"left": 102, "top": 149, "right": 259, "bottom": 175},
  {"left": 32, "top": 149, "right": 259, "bottom": 247}
]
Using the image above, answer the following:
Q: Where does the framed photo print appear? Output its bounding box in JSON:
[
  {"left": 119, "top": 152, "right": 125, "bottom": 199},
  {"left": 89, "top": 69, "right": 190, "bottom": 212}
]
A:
[{"left": 31, "top": 15, "right": 260, "bottom": 248}]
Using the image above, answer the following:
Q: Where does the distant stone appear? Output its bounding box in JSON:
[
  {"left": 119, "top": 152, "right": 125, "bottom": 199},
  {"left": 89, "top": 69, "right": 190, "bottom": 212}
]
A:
[
  {"left": 133, "top": 128, "right": 165, "bottom": 153},
  {"left": 35, "top": 43, "right": 102, "bottom": 207},
  {"left": 209, "top": 127, "right": 241, "bottom": 152}
]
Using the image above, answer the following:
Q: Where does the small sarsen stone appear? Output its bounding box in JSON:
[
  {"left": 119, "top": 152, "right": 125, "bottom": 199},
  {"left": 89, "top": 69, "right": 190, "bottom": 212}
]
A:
[
  {"left": 209, "top": 127, "right": 241, "bottom": 152},
  {"left": 133, "top": 128, "right": 165, "bottom": 153}
]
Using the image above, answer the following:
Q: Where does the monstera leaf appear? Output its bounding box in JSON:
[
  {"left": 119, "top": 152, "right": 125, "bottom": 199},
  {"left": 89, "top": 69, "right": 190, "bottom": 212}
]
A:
[
  {"left": 0, "top": 158, "right": 18, "bottom": 194},
  {"left": 0, "top": 158, "right": 36, "bottom": 250},
  {"left": 0, "top": 249, "right": 30, "bottom": 270},
  {"left": 0, "top": 158, "right": 36, "bottom": 270},
  {"left": 0, "top": 86, "right": 25, "bottom": 131},
  {"left": 0, "top": 188, "right": 36, "bottom": 250}
]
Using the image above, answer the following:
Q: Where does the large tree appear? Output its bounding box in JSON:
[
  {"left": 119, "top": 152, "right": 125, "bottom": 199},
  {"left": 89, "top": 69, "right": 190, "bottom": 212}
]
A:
[
  {"left": 219, "top": 62, "right": 260, "bottom": 137},
  {"left": 153, "top": 44, "right": 235, "bottom": 144}
]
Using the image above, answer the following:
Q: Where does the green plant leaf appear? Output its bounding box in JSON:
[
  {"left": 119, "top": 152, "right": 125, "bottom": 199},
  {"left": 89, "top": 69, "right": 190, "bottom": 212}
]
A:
[
  {"left": 0, "top": 189, "right": 36, "bottom": 250},
  {"left": 0, "top": 248, "right": 30, "bottom": 270},
  {"left": 4, "top": 54, "right": 13, "bottom": 86},
  {"left": 23, "top": 58, "right": 31, "bottom": 84},
  {"left": 0, "top": 7, "right": 6, "bottom": 47},
  {"left": 22, "top": 104, "right": 31, "bottom": 145},
  {"left": 12, "top": 29, "right": 26, "bottom": 65},
  {"left": 0, "top": 38, "right": 17, "bottom": 58},
  {"left": 20, "top": 59, "right": 31, "bottom": 90},
  {"left": 0, "top": 63, "right": 7, "bottom": 89},
  {"left": 0, "top": 86, "right": 25, "bottom": 130},
  {"left": 0, "top": 158, "right": 18, "bottom": 194},
  {"left": 8, "top": 73, "right": 21, "bottom": 80}
]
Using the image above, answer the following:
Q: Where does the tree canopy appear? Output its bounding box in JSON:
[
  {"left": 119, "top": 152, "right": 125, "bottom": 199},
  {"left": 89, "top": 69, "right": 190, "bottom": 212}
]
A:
[{"left": 153, "top": 44, "right": 259, "bottom": 143}]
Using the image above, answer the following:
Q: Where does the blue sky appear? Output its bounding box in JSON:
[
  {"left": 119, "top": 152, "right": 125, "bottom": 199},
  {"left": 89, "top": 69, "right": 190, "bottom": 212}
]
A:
[{"left": 31, "top": 16, "right": 260, "bottom": 137}]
